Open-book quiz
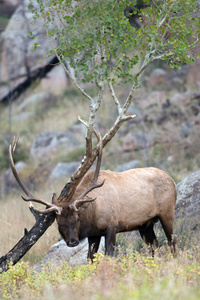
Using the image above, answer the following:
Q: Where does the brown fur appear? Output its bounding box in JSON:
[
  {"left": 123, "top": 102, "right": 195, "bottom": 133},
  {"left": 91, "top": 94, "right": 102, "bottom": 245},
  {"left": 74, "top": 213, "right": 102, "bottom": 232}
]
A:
[{"left": 56, "top": 167, "right": 177, "bottom": 260}]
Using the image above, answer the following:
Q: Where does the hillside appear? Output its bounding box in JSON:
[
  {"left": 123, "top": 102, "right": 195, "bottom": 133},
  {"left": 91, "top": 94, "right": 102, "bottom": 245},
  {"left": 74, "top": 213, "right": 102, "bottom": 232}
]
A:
[{"left": 0, "top": 0, "right": 200, "bottom": 276}]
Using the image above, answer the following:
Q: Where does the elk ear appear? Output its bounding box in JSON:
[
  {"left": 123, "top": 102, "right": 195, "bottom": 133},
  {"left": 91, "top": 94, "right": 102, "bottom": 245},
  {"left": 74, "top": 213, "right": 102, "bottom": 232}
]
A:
[
  {"left": 78, "top": 202, "right": 91, "bottom": 210},
  {"left": 76, "top": 197, "right": 97, "bottom": 211},
  {"left": 52, "top": 193, "right": 58, "bottom": 205},
  {"left": 51, "top": 193, "right": 63, "bottom": 215}
]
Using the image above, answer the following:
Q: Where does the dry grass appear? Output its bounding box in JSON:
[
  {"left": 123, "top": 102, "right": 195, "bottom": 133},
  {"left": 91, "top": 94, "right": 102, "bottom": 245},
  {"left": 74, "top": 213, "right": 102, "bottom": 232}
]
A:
[
  {"left": 0, "top": 248, "right": 200, "bottom": 299},
  {"left": 0, "top": 190, "right": 59, "bottom": 265}
]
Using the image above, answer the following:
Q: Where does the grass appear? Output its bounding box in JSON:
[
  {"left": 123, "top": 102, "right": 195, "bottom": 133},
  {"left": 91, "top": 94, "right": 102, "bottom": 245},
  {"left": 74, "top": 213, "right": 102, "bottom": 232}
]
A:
[
  {"left": 0, "top": 192, "right": 59, "bottom": 265},
  {"left": 0, "top": 64, "right": 200, "bottom": 298},
  {"left": 0, "top": 249, "right": 200, "bottom": 299},
  {"left": 0, "top": 187, "right": 200, "bottom": 299}
]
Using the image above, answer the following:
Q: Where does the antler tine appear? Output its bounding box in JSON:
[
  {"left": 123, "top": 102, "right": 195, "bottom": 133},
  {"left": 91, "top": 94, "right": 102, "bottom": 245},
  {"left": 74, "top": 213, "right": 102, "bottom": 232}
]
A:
[
  {"left": 9, "top": 137, "right": 62, "bottom": 215},
  {"left": 9, "top": 136, "right": 35, "bottom": 199},
  {"left": 21, "top": 195, "right": 57, "bottom": 209},
  {"left": 71, "top": 117, "right": 105, "bottom": 207},
  {"left": 78, "top": 115, "right": 103, "bottom": 185}
]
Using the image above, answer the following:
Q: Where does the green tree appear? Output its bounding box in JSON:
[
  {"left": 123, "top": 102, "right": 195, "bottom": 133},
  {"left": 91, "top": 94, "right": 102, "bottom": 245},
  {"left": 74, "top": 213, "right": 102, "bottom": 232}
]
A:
[{"left": 28, "top": 0, "right": 200, "bottom": 134}]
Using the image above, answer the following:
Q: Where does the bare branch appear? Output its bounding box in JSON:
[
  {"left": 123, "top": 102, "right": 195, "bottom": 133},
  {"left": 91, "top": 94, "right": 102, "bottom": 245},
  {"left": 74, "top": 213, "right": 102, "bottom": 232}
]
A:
[
  {"left": 45, "top": 24, "right": 95, "bottom": 106},
  {"left": 108, "top": 81, "right": 122, "bottom": 114}
]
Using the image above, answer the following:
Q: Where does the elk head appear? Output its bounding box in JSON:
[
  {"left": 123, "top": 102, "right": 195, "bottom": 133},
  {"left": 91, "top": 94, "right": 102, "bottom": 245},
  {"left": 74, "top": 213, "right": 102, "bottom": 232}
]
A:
[{"left": 9, "top": 124, "right": 104, "bottom": 247}]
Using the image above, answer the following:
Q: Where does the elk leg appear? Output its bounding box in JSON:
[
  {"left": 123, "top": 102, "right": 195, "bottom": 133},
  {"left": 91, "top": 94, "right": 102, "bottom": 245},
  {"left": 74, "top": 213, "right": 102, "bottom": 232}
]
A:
[
  {"left": 139, "top": 224, "right": 159, "bottom": 257},
  {"left": 88, "top": 236, "right": 101, "bottom": 262},
  {"left": 159, "top": 217, "right": 177, "bottom": 257},
  {"left": 105, "top": 228, "right": 116, "bottom": 256}
]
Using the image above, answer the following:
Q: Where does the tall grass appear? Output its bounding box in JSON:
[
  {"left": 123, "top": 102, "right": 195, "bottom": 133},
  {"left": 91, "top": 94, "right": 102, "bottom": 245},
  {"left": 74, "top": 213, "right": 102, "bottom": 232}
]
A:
[
  {"left": 0, "top": 192, "right": 59, "bottom": 265},
  {"left": 0, "top": 249, "right": 200, "bottom": 299},
  {"left": 0, "top": 190, "right": 200, "bottom": 299},
  {"left": 0, "top": 70, "right": 200, "bottom": 298}
]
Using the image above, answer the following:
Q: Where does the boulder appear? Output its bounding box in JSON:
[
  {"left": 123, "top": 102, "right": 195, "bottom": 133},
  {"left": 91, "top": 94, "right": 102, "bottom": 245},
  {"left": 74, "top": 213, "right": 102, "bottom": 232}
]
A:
[
  {"left": 31, "top": 131, "right": 80, "bottom": 159},
  {"left": 1, "top": 161, "right": 27, "bottom": 194},
  {"left": 33, "top": 238, "right": 105, "bottom": 272},
  {"left": 17, "top": 92, "right": 54, "bottom": 112},
  {"left": 123, "top": 132, "right": 155, "bottom": 152},
  {"left": 147, "top": 68, "right": 169, "bottom": 88},
  {"left": 51, "top": 162, "right": 80, "bottom": 179},
  {"left": 179, "top": 122, "right": 195, "bottom": 138},
  {"left": 0, "top": 0, "right": 48, "bottom": 95},
  {"left": 0, "top": 0, "right": 67, "bottom": 98},
  {"left": 115, "top": 160, "right": 140, "bottom": 172},
  {"left": 176, "top": 169, "right": 200, "bottom": 219},
  {"left": 175, "top": 169, "right": 200, "bottom": 247}
]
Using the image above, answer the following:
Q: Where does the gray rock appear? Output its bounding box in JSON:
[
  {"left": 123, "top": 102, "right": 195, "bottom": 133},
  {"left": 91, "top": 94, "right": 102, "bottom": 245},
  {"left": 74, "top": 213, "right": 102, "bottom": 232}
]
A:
[
  {"left": 0, "top": 0, "right": 50, "bottom": 96},
  {"left": 179, "top": 122, "right": 195, "bottom": 138},
  {"left": 33, "top": 238, "right": 105, "bottom": 272},
  {"left": 13, "top": 112, "right": 34, "bottom": 121},
  {"left": 51, "top": 162, "right": 80, "bottom": 179},
  {"left": 147, "top": 68, "right": 169, "bottom": 88},
  {"left": 0, "top": 0, "right": 67, "bottom": 98},
  {"left": 2, "top": 161, "right": 27, "bottom": 193},
  {"left": 123, "top": 132, "right": 155, "bottom": 152},
  {"left": 31, "top": 131, "right": 80, "bottom": 159},
  {"left": 115, "top": 160, "right": 140, "bottom": 172},
  {"left": 176, "top": 169, "right": 200, "bottom": 219},
  {"left": 17, "top": 92, "right": 53, "bottom": 112},
  {"left": 175, "top": 169, "right": 200, "bottom": 246}
]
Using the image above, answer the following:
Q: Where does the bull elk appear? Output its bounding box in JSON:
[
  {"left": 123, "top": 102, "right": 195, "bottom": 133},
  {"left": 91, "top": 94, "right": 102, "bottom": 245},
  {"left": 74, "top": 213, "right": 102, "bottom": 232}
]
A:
[{"left": 9, "top": 129, "right": 177, "bottom": 261}]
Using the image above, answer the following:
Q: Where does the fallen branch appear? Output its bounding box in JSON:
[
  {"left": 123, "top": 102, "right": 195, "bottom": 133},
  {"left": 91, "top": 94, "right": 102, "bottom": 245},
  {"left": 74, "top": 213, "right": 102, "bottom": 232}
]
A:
[
  {"left": 0, "top": 56, "right": 59, "bottom": 105},
  {"left": 0, "top": 207, "right": 55, "bottom": 273}
]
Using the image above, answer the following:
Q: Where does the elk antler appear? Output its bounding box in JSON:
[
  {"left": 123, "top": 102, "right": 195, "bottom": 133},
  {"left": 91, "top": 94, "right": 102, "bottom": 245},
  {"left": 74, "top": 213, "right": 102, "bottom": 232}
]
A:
[
  {"left": 9, "top": 137, "right": 62, "bottom": 215},
  {"left": 69, "top": 117, "right": 105, "bottom": 211}
]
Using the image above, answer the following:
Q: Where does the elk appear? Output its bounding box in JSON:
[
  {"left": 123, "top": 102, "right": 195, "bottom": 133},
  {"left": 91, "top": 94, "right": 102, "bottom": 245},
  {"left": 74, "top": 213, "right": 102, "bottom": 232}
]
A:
[{"left": 9, "top": 128, "right": 177, "bottom": 261}]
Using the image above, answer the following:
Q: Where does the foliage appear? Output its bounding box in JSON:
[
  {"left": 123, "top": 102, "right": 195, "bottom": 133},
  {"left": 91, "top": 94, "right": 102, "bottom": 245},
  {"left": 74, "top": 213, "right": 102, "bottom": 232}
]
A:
[
  {"left": 28, "top": 0, "right": 200, "bottom": 86},
  {"left": 1, "top": 250, "right": 200, "bottom": 299}
]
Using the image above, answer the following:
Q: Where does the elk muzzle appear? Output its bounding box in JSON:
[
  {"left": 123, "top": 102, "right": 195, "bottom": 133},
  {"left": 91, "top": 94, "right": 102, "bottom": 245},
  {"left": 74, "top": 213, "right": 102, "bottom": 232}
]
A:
[{"left": 67, "top": 238, "right": 79, "bottom": 247}]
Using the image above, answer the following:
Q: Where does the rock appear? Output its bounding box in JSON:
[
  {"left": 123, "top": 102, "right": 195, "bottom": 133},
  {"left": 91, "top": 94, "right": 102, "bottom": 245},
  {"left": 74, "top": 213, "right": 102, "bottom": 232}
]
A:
[
  {"left": 33, "top": 238, "right": 105, "bottom": 272},
  {"left": 0, "top": 0, "right": 48, "bottom": 96},
  {"left": 179, "top": 122, "right": 195, "bottom": 138},
  {"left": 0, "top": 0, "right": 66, "bottom": 98},
  {"left": 176, "top": 169, "right": 200, "bottom": 219},
  {"left": 175, "top": 169, "right": 200, "bottom": 243},
  {"left": 144, "top": 90, "right": 167, "bottom": 105},
  {"left": 31, "top": 131, "right": 80, "bottom": 159},
  {"left": 115, "top": 160, "right": 140, "bottom": 172},
  {"left": 187, "top": 59, "right": 200, "bottom": 89},
  {"left": 51, "top": 162, "right": 80, "bottom": 179},
  {"left": 123, "top": 132, "right": 155, "bottom": 152},
  {"left": 147, "top": 68, "right": 169, "bottom": 88},
  {"left": 70, "top": 123, "right": 86, "bottom": 136},
  {"left": 171, "top": 92, "right": 190, "bottom": 106},
  {"left": 0, "top": 1, "right": 19, "bottom": 20},
  {"left": 17, "top": 92, "right": 55, "bottom": 112},
  {"left": 2, "top": 161, "right": 27, "bottom": 194},
  {"left": 13, "top": 112, "right": 34, "bottom": 121}
]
